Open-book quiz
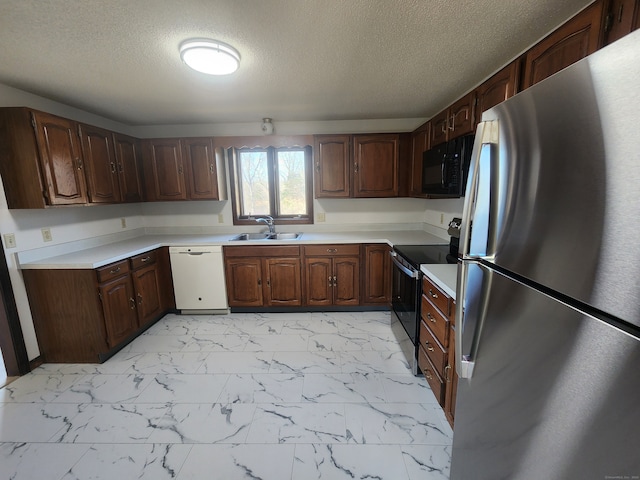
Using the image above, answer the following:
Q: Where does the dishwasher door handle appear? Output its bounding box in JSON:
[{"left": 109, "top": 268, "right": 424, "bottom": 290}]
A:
[{"left": 178, "top": 251, "right": 209, "bottom": 256}]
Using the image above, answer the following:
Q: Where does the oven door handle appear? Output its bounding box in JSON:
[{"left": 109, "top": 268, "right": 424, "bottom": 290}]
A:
[{"left": 390, "top": 251, "right": 420, "bottom": 279}]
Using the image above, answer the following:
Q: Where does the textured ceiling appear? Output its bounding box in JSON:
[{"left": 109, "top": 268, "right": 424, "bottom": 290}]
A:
[{"left": 0, "top": 0, "right": 594, "bottom": 126}]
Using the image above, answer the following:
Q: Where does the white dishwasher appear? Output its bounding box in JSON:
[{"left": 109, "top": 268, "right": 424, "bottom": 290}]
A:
[{"left": 169, "top": 246, "right": 228, "bottom": 313}]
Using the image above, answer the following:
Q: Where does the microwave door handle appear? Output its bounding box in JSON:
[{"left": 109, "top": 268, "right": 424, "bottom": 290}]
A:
[{"left": 441, "top": 157, "right": 446, "bottom": 187}]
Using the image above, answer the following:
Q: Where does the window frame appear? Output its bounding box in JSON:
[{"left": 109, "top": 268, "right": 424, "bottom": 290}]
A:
[{"left": 229, "top": 145, "right": 314, "bottom": 226}]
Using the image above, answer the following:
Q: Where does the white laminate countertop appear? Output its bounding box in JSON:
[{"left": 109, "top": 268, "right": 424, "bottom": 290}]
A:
[
  {"left": 420, "top": 264, "right": 458, "bottom": 300},
  {"left": 18, "top": 230, "right": 447, "bottom": 270}
]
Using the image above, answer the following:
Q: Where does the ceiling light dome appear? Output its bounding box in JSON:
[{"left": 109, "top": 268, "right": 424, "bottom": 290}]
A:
[{"left": 179, "top": 39, "right": 240, "bottom": 75}]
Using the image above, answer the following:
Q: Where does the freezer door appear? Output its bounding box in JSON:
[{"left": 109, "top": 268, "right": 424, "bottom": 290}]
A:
[
  {"left": 451, "top": 262, "right": 640, "bottom": 480},
  {"left": 460, "top": 31, "right": 640, "bottom": 329}
]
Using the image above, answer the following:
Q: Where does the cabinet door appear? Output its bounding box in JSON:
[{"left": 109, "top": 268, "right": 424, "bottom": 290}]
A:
[
  {"left": 522, "top": 2, "right": 604, "bottom": 89},
  {"left": 31, "top": 111, "right": 87, "bottom": 205},
  {"left": 603, "top": 0, "right": 640, "bottom": 45},
  {"left": 99, "top": 275, "right": 138, "bottom": 348},
  {"left": 79, "top": 124, "right": 121, "bottom": 203},
  {"left": 132, "top": 263, "right": 162, "bottom": 328},
  {"left": 362, "top": 244, "right": 391, "bottom": 305},
  {"left": 265, "top": 258, "right": 302, "bottom": 306},
  {"left": 304, "top": 257, "right": 333, "bottom": 306},
  {"left": 410, "top": 123, "right": 430, "bottom": 197},
  {"left": 475, "top": 62, "right": 520, "bottom": 118},
  {"left": 113, "top": 133, "right": 144, "bottom": 203},
  {"left": 225, "top": 258, "right": 264, "bottom": 307},
  {"left": 429, "top": 110, "right": 449, "bottom": 147},
  {"left": 333, "top": 256, "right": 360, "bottom": 306},
  {"left": 352, "top": 134, "right": 399, "bottom": 198},
  {"left": 449, "top": 92, "right": 476, "bottom": 138},
  {"left": 143, "top": 138, "right": 188, "bottom": 201},
  {"left": 183, "top": 137, "right": 219, "bottom": 200},
  {"left": 314, "top": 135, "right": 351, "bottom": 198}
]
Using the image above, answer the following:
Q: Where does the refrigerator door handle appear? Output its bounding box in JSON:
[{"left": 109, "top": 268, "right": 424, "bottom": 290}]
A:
[
  {"left": 459, "top": 121, "right": 499, "bottom": 259},
  {"left": 455, "top": 261, "right": 488, "bottom": 379}
]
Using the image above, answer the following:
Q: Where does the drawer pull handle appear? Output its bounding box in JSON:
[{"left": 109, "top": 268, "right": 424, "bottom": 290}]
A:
[
  {"left": 425, "top": 371, "right": 433, "bottom": 380},
  {"left": 327, "top": 248, "right": 337, "bottom": 253},
  {"left": 109, "top": 267, "right": 121, "bottom": 274},
  {"left": 129, "top": 297, "right": 136, "bottom": 310},
  {"left": 426, "top": 343, "right": 434, "bottom": 352},
  {"left": 444, "top": 364, "right": 452, "bottom": 382},
  {"left": 427, "top": 312, "right": 436, "bottom": 323},
  {"left": 429, "top": 289, "right": 438, "bottom": 299},
  {"left": 140, "top": 256, "right": 151, "bottom": 262}
]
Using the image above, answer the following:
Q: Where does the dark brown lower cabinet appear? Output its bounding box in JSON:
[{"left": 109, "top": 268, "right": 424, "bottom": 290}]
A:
[
  {"left": 23, "top": 247, "right": 174, "bottom": 363},
  {"left": 303, "top": 244, "right": 360, "bottom": 307},
  {"left": 361, "top": 244, "right": 391, "bottom": 305},
  {"left": 223, "top": 246, "right": 303, "bottom": 307}
]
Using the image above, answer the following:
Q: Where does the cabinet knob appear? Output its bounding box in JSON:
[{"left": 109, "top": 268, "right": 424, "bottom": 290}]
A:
[
  {"left": 117, "top": 163, "right": 124, "bottom": 173},
  {"left": 333, "top": 275, "right": 337, "bottom": 286},
  {"left": 129, "top": 297, "right": 136, "bottom": 310},
  {"left": 209, "top": 164, "right": 215, "bottom": 174},
  {"left": 137, "top": 293, "right": 143, "bottom": 305},
  {"left": 354, "top": 162, "right": 359, "bottom": 174},
  {"left": 110, "top": 162, "right": 116, "bottom": 174},
  {"left": 429, "top": 289, "right": 438, "bottom": 299},
  {"left": 76, "top": 158, "right": 83, "bottom": 170},
  {"left": 315, "top": 162, "right": 320, "bottom": 173},
  {"left": 328, "top": 276, "right": 332, "bottom": 285},
  {"left": 257, "top": 278, "right": 262, "bottom": 286}
]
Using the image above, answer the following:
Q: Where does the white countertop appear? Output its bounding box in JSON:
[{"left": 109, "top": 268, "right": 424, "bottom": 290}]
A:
[
  {"left": 420, "top": 264, "right": 458, "bottom": 300},
  {"left": 19, "top": 230, "right": 446, "bottom": 269}
]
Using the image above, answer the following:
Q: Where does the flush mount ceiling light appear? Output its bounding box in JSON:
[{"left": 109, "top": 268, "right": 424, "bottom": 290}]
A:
[{"left": 179, "top": 39, "right": 240, "bottom": 75}]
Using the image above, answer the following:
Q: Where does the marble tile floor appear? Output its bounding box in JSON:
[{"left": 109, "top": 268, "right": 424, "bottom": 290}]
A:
[{"left": 0, "top": 311, "right": 453, "bottom": 479}]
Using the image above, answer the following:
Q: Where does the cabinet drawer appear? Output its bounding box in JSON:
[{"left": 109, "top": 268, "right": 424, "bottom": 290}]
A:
[
  {"left": 420, "top": 319, "right": 447, "bottom": 375},
  {"left": 303, "top": 244, "right": 360, "bottom": 256},
  {"left": 422, "top": 276, "right": 451, "bottom": 316},
  {"left": 96, "top": 260, "right": 130, "bottom": 283},
  {"left": 418, "top": 345, "right": 445, "bottom": 405},
  {"left": 130, "top": 250, "right": 157, "bottom": 270},
  {"left": 421, "top": 294, "right": 450, "bottom": 347}
]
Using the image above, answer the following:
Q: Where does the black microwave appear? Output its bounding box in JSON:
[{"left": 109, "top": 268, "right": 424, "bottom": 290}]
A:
[{"left": 422, "top": 134, "right": 474, "bottom": 197}]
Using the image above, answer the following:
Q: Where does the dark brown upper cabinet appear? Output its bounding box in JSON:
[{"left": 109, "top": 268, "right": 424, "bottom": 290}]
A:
[
  {"left": 113, "top": 133, "right": 144, "bottom": 203},
  {"left": 429, "top": 92, "right": 476, "bottom": 147},
  {"left": 602, "top": 0, "right": 640, "bottom": 45},
  {"left": 314, "top": 133, "right": 407, "bottom": 199},
  {"left": 475, "top": 62, "right": 520, "bottom": 120},
  {"left": 314, "top": 135, "right": 351, "bottom": 198},
  {"left": 142, "top": 137, "right": 227, "bottom": 202},
  {"left": 409, "top": 121, "right": 430, "bottom": 198},
  {"left": 79, "top": 124, "right": 121, "bottom": 204},
  {"left": 522, "top": 1, "right": 605, "bottom": 89}
]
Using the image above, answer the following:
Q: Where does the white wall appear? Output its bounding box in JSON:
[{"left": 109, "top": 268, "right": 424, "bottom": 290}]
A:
[{"left": 0, "top": 81, "right": 462, "bottom": 361}]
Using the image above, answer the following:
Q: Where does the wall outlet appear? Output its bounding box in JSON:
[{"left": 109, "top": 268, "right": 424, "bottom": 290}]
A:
[
  {"left": 440, "top": 213, "right": 444, "bottom": 224},
  {"left": 316, "top": 212, "right": 326, "bottom": 222},
  {"left": 3, "top": 233, "right": 16, "bottom": 249},
  {"left": 218, "top": 214, "right": 224, "bottom": 224},
  {"left": 121, "top": 218, "right": 127, "bottom": 228},
  {"left": 41, "top": 227, "right": 53, "bottom": 242}
]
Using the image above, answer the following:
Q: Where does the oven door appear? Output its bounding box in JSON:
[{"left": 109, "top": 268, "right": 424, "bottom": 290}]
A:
[{"left": 390, "top": 251, "right": 421, "bottom": 375}]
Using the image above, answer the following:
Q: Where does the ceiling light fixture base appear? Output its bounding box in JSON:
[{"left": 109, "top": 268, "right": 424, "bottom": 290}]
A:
[{"left": 261, "top": 118, "right": 274, "bottom": 135}]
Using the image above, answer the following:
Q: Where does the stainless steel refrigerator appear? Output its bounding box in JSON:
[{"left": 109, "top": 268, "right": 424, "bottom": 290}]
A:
[{"left": 452, "top": 30, "right": 640, "bottom": 479}]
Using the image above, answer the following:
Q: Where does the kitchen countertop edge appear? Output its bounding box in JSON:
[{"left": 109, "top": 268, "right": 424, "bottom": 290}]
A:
[{"left": 19, "top": 230, "right": 447, "bottom": 270}]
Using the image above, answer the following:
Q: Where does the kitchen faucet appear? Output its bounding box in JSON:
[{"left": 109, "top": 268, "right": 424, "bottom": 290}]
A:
[{"left": 256, "top": 215, "right": 276, "bottom": 234}]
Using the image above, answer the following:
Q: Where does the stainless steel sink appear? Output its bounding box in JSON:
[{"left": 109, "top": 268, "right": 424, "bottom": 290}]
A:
[
  {"left": 229, "top": 233, "right": 270, "bottom": 241},
  {"left": 268, "top": 232, "right": 302, "bottom": 240},
  {"left": 229, "top": 232, "right": 303, "bottom": 241}
]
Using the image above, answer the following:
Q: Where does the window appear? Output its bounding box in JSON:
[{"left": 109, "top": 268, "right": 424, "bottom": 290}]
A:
[{"left": 230, "top": 146, "right": 313, "bottom": 225}]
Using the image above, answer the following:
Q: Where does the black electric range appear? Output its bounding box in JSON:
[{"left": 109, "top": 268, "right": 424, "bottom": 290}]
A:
[
  {"left": 393, "top": 244, "right": 453, "bottom": 267},
  {"left": 390, "top": 243, "right": 454, "bottom": 375}
]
